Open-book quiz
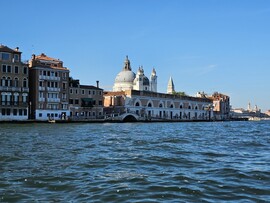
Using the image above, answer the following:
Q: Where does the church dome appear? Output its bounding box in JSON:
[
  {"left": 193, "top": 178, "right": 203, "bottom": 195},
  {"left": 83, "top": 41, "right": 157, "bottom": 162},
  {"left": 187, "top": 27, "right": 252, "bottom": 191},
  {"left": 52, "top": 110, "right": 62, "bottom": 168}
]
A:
[
  {"left": 113, "top": 56, "right": 136, "bottom": 91},
  {"left": 115, "top": 70, "right": 136, "bottom": 83}
]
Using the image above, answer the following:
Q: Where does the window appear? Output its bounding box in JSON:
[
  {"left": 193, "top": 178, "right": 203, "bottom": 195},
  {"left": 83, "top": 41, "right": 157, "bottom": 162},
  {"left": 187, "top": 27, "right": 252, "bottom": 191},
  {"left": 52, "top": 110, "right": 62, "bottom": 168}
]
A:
[
  {"left": 14, "top": 54, "right": 19, "bottom": 61},
  {"left": 13, "top": 93, "right": 19, "bottom": 105},
  {"left": 180, "top": 105, "right": 183, "bottom": 109},
  {"left": 159, "top": 103, "right": 163, "bottom": 108},
  {"left": 70, "top": 89, "right": 73, "bottom": 94},
  {"left": 23, "top": 78, "right": 27, "bottom": 88},
  {"left": 19, "top": 109, "right": 23, "bottom": 116},
  {"left": 62, "top": 93, "right": 67, "bottom": 100},
  {"left": 99, "top": 91, "right": 102, "bottom": 95},
  {"left": 22, "top": 94, "right": 27, "bottom": 103},
  {"left": 69, "top": 99, "right": 73, "bottom": 104},
  {"left": 75, "top": 99, "right": 79, "bottom": 104},
  {"left": 92, "top": 100, "right": 96, "bottom": 105},
  {"left": 2, "top": 65, "right": 7, "bottom": 72},
  {"left": 7, "top": 65, "right": 11, "bottom": 73},
  {"left": 2, "top": 109, "right": 6, "bottom": 115},
  {"left": 88, "top": 90, "right": 91, "bottom": 95},
  {"left": 148, "top": 103, "right": 152, "bottom": 107},
  {"left": 14, "top": 66, "right": 19, "bottom": 73},
  {"left": 63, "top": 72, "right": 67, "bottom": 79},
  {"left": 13, "top": 109, "right": 17, "bottom": 116},
  {"left": 39, "top": 113, "right": 42, "bottom": 117},
  {"left": 23, "top": 67, "right": 28, "bottom": 74},
  {"left": 14, "top": 78, "right": 19, "bottom": 87},
  {"left": 1, "top": 77, "right": 5, "bottom": 86},
  {"left": 1, "top": 53, "right": 10, "bottom": 60},
  {"left": 99, "top": 100, "right": 102, "bottom": 105},
  {"left": 135, "top": 102, "right": 140, "bottom": 106},
  {"left": 7, "top": 77, "right": 11, "bottom": 86},
  {"left": 93, "top": 90, "right": 95, "bottom": 95},
  {"left": 75, "top": 89, "right": 78, "bottom": 94},
  {"left": 24, "top": 109, "right": 27, "bottom": 116},
  {"left": 63, "top": 82, "right": 66, "bottom": 90},
  {"left": 82, "top": 90, "right": 85, "bottom": 95}
]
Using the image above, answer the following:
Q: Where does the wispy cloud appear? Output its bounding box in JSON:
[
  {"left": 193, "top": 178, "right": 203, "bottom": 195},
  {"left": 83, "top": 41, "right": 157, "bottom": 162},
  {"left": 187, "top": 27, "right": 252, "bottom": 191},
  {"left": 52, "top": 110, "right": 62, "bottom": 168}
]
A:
[
  {"left": 184, "top": 64, "right": 218, "bottom": 76},
  {"left": 200, "top": 64, "right": 218, "bottom": 75}
]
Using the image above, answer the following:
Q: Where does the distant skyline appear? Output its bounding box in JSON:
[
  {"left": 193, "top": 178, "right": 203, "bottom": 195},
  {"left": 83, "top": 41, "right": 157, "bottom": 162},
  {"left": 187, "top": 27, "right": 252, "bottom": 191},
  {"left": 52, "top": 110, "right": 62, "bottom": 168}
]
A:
[{"left": 1, "top": 0, "right": 270, "bottom": 111}]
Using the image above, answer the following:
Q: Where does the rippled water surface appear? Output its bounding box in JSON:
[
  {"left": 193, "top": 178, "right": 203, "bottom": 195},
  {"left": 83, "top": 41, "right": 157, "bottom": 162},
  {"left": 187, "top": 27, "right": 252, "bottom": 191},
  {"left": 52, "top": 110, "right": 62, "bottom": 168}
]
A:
[{"left": 1, "top": 121, "right": 270, "bottom": 202}]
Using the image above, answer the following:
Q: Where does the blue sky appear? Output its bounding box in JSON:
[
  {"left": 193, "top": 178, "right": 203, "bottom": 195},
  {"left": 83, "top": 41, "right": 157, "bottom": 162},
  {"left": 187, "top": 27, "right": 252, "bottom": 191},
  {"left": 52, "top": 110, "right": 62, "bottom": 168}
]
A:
[{"left": 1, "top": 0, "right": 270, "bottom": 111}]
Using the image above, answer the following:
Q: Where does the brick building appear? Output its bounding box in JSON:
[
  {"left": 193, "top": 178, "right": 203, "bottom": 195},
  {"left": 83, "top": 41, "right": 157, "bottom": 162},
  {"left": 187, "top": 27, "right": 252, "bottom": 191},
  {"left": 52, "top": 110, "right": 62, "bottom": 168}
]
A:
[
  {"left": 0, "top": 45, "right": 29, "bottom": 121},
  {"left": 29, "top": 53, "right": 70, "bottom": 120}
]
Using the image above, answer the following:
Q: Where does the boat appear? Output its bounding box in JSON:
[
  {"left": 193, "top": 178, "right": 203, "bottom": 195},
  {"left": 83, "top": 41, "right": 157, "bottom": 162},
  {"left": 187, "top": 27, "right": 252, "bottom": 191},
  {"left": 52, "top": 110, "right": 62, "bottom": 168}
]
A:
[
  {"left": 248, "top": 117, "right": 261, "bottom": 121},
  {"left": 48, "top": 118, "right": 56, "bottom": 123}
]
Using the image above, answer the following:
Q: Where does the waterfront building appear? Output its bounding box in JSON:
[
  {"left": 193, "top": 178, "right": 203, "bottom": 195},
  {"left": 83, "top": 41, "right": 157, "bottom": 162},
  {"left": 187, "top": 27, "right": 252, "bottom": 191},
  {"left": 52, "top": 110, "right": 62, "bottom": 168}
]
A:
[
  {"left": 69, "top": 79, "right": 103, "bottom": 120},
  {"left": 29, "top": 53, "right": 70, "bottom": 120},
  {"left": 231, "top": 102, "right": 262, "bottom": 119},
  {"left": 104, "top": 90, "right": 212, "bottom": 121},
  {"left": 209, "top": 92, "right": 230, "bottom": 120},
  {"left": 104, "top": 57, "right": 213, "bottom": 121},
  {"left": 113, "top": 56, "right": 157, "bottom": 92},
  {"left": 0, "top": 45, "right": 29, "bottom": 121}
]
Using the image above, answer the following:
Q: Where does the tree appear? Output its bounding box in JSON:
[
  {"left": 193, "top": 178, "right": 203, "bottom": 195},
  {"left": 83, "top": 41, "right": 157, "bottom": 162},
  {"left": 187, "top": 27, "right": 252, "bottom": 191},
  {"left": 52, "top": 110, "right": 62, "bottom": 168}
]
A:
[{"left": 172, "top": 91, "right": 187, "bottom": 96}]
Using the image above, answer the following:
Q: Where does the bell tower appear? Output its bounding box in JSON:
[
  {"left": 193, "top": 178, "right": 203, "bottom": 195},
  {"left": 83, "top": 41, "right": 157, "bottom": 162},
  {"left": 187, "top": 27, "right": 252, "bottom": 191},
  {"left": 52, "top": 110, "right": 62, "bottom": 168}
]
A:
[
  {"left": 150, "top": 68, "right": 157, "bottom": 92},
  {"left": 167, "top": 76, "right": 175, "bottom": 94}
]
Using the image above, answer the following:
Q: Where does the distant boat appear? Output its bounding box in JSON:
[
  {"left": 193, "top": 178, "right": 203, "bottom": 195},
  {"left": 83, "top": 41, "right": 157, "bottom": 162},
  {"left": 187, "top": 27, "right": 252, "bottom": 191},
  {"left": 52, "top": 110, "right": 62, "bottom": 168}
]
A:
[
  {"left": 48, "top": 118, "right": 56, "bottom": 123},
  {"left": 248, "top": 117, "right": 261, "bottom": 121}
]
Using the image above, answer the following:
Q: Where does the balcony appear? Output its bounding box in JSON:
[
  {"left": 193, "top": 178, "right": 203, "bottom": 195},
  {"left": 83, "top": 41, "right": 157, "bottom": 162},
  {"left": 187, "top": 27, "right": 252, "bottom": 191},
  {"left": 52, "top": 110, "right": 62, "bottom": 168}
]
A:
[
  {"left": 47, "top": 98, "right": 60, "bottom": 103},
  {"left": 47, "top": 87, "right": 60, "bottom": 92},
  {"left": 39, "top": 86, "right": 46, "bottom": 91},
  {"left": 1, "top": 101, "right": 28, "bottom": 107},
  {"left": 39, "top": 75, "right": 60, "bottom": 81},
  {"left": 22, "top": 88, "right": 29, "bottom": 92},
  {"left": 0, "top": 87, "right": 28, "bottom": 92},
  {"left": 38, "top": 98, "right": 45, "bottom": 102}
]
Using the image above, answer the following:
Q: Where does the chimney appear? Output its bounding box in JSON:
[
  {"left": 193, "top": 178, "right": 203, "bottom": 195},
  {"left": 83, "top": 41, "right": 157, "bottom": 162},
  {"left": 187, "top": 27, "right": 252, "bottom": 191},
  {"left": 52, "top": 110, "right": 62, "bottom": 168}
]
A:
[{"left": 96, "top": 80, "right": 99, "bottom": 88}]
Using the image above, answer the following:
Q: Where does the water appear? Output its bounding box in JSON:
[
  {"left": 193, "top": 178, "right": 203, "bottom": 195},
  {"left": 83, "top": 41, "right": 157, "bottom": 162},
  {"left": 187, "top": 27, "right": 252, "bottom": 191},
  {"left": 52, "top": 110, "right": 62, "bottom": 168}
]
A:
[{"left": 0, "top": 121, "right": 270, "bottom": 202}]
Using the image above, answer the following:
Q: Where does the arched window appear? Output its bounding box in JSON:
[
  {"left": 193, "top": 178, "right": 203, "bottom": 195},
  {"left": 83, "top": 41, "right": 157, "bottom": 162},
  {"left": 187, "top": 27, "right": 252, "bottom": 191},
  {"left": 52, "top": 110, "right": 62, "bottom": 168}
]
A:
[
  {"left": 23, "top": 78, "right": 27, "bottom": 88},
  {"left": 7, "top": 77, "right": 12, "bottom": 86},
  {"left": 14, "top": 78, "right": 19, "bottom": 87},
  {"left": 188, "top": 105, "right": 192, "bottom": 109},
  {"left": 179, "top": 104, "right": 183, "bottom": 109},
  {"left": 170, "top": 104, "right": 174, "bottom": 108},
  {"left": 148, "top": 103, "right": 152, "bottom": 107},
  {"left": 195, "top": 106, "right": 198, "bottom": 110},
  {"left": 159, "top": 103, "right": 163, "bottom": 108},
  {"left": 135, "top": 102, "right": 140, "bottom": 106},
  {"left": 1, "top": 77, "right": 6, "bottom": 86}
]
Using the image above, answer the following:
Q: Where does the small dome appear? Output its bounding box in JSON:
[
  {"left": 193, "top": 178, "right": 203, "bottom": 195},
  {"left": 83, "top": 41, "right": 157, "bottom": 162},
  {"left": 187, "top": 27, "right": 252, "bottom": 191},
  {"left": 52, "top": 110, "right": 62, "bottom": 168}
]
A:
[{"left": 143, "top": 76, "right": 150, "bottom": 85}]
